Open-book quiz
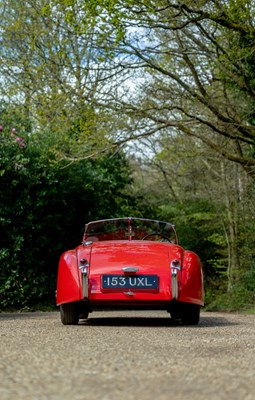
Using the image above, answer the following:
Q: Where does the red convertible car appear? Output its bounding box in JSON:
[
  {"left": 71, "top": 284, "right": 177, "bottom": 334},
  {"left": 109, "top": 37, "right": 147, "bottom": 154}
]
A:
[{"left": 56, "top": 217, "right": 204, "bottom": 325}]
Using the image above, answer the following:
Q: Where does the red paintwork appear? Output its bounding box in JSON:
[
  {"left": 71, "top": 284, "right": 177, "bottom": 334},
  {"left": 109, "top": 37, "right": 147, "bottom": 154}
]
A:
[
  {"left": 56, "top": 251, "right": 81, "bottom": 305},
  {"left": 179, "top": 250, "right": 204, "bottom": 305},
  {"left": 88, "top": 241, "right": 171, "bottom": 303},
  {"left": 56, "top": 247, "right": 90, "bottom": 305},
  {"left": 56, "top": 218, "right": 204, "bottom": 322},
  {"left": 57, "top": 243, "right": 203, "bottom": 306}
]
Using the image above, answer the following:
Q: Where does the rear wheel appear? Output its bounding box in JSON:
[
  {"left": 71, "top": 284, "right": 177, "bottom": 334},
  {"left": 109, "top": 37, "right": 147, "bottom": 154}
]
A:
[
  {"left": 60, "top": 302, "right": 80, "bottom": 325},
  {"left": 79, "top": 310, "right": 89, "bottom": 320},
  {"left": 170, "top": 310, "right": 180, "bottom": 321},
  {"left": 181, "top": 303, "right": 201, "bottom": 326}
]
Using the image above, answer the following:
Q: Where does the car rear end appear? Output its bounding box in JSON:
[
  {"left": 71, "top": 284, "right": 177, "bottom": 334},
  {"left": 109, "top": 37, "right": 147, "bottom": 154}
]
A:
[
  {"left": 77, "top": 240, "right": 184, "bottom": 310},
  {"left": 57, "top": 218, "right": 203, "bottom": 325}
]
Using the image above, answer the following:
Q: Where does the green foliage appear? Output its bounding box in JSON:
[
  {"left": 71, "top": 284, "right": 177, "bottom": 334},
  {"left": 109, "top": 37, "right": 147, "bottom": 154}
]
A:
[
  {"left": 1, "top": 0, "right": 255, "bottom": 313},
  {"left": 158, "top": 199, "right": 227, "bottom": 278},
  {"left": 206, "top": 267, "right": 255, "bottom": 312},
  {"left": 158, "top": 198, "right": 255, "bottom": 310},
  {"left": 0, "top": 135, "right": 143, "bottom": 310}
]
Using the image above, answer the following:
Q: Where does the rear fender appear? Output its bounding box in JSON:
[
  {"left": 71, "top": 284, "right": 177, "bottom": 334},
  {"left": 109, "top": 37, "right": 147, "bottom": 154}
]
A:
[
  {"left": 179, "top": 250, "right": 204, "bottom": 306},
  {"left": 56, "top": 250, "right": 82, "bottom": 305}
]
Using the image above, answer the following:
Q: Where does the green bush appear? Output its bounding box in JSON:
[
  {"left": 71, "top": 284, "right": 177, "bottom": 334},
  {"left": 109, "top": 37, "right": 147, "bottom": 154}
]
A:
[
  {"left": 0, "top": 137, "right": 147, "bottom": 310},
  {"left": 205, "top": 267, "right": 255, "bottom": 312}
]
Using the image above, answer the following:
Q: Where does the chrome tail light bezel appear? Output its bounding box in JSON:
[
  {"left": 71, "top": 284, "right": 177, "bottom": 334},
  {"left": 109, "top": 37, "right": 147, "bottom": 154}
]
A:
[{"left": 170, "top": 259, "right": 181, "bottom": 299}]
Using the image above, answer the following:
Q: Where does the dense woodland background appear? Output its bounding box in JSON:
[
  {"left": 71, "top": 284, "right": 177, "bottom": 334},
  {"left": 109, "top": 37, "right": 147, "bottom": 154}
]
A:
[{"left": 0, "top": 0, "right": 254, "bottom": 312}]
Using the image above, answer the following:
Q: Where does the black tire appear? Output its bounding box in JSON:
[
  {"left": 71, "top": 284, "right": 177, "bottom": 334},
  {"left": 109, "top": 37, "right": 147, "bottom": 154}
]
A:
[
  {"left": 170, "top": 310, "right": 180, "bottom": 321},
  {"left": 60, "top": 302, "right": 80, "bottom": 325},
  {"left": 79, "top": 311, "right": 89, "bottom": 320},
  {"left": 180, "top": 303, "right": 201, "bottom": 326}
]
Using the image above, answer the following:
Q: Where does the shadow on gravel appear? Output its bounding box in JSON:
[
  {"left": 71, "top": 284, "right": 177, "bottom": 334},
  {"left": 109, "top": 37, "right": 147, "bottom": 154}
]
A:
[
  {"left": 0, "top": 311, "right": 239, "bottom": 327},
  {"left": 79, "top": 314, "right": 239, "bottom": 328}
]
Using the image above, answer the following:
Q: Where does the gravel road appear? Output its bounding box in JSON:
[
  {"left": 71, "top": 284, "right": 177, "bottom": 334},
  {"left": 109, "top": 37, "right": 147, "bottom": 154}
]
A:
[{"left": 0, "top": 311, "right": 254, "bottom": 400}]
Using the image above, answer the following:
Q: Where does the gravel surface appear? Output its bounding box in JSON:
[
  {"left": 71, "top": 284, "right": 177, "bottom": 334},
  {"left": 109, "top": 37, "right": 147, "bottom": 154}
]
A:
[{"left": 0, "top": 311, "right": 254, "bottom": 400}]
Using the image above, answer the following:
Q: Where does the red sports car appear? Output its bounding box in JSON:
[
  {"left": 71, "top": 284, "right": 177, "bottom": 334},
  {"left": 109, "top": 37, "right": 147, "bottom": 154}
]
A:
[{"left": 56, "top": 217, "right": 204, "bottom": 325}]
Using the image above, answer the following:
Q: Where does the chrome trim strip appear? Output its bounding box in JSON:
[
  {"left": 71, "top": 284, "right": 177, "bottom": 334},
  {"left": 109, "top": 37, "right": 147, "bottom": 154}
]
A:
[
  {"left": 123, "top": 291, "right": 135, "bottom": 296},
  {"left": 171, "top": 268, "right": 178, "bottom": 299},
  {"left": 122, "top": 266, "right": 139, "bottom": 273},
  {"left": 79, "top": 265, "right": 89, "bottom": 298},
  {"left": 83, "top": 241, "right": 93, "bottom": 246}
]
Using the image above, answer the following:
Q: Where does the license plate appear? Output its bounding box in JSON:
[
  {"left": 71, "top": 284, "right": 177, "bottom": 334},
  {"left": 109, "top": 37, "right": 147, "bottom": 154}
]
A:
[{"left": 102, "top": 274, "right": 159, "bottom": 289}]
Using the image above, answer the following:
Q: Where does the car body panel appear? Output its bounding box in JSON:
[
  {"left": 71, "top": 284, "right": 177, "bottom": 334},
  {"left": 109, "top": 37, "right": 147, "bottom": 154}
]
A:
[
  {"left": 88, "top": 241, "right": 171, "bottom": 301},
  {"left": 56, "top": 217, "right": 204, "bottom": 325},
  {"left": 179, "top": 250, "right": 204, "bottom": 305},
  {"left": 56, "top": 247, "right": 89, "bottom": 305}
]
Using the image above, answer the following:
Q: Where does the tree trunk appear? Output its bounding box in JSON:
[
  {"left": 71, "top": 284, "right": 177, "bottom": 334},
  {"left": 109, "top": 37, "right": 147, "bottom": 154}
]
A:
[{"left": 221, "top": 161, "right": 241, "bottom": 290}]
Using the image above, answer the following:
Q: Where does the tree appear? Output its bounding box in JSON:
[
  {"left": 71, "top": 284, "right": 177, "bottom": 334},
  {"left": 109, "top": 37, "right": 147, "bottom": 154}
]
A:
[
  {"left": 0, "top": 130, "right": 149, "bottom": 309},
  {"left": 58, "top": 0, "right": 255, "bottom": 300},
  {"left": 0, "top": 0, "right": 122, "bottom": 158},
  {"left": 60, "top": 0, "right": 255, "bottom": 175},
  {"left": 1, "top": 0, "right": 254, "bottom": 309}
]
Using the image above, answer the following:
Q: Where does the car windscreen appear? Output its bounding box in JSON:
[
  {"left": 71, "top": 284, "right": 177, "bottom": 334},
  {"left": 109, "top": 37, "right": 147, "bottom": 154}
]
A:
[{"left": 84, "top": 218, "right": 176, "bottom": 242}]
